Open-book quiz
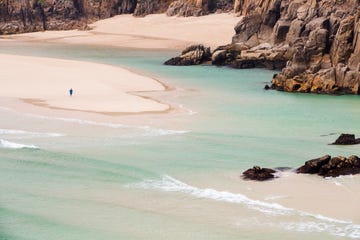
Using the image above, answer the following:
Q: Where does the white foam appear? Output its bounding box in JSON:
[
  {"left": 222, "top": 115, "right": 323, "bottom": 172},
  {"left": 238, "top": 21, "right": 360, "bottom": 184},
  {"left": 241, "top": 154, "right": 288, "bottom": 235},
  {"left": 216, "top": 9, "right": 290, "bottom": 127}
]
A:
[
  {"left": 24, "top": 114, "right": 190, "bottom": 137},
  {"left": 0, "top": 108, "right": 190, "bottom": 137},
  {"left": 0, "top": 139, "right": 38, "bottom": 149},
  {"left": 279, "top": 221, "right": 360, "bottom": 238},
  {"left": 179, "top": 104, "right": 197, "bottom": 115},
  {"left": 129, "top": 175, "right": 292, "bottom": 215},
  {"left": 0, "top": 129, "right": 65, "bottom": 138},
  {"left": 129, "top": 175, "right": 360, "bottom": 238},
  {"left": 264, "top": 195, "right": 288, "bottom": 201},
  {"left": 138, "top": 126, "right": 190, "bottom": 137}
]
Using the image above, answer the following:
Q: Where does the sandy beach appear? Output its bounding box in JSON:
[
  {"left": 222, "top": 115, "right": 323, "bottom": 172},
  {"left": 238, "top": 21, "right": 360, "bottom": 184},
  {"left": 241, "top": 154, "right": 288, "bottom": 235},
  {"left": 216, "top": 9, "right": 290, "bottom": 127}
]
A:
[
  {"left": 0, "top": 13, "right": 239, "bottom": 115},
  {"left": 2, "top": 13, "right": 239, "bottom": 50},
  {"left": 0, "top": 54, "right": 169, "bottom": 114}
]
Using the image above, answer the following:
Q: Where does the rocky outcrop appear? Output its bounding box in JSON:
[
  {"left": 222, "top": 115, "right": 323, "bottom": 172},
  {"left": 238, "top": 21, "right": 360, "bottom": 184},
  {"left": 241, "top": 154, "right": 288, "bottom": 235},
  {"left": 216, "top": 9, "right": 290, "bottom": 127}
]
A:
[
  {"left": 134, "top": 0, "right": 172, "bottom": 17},
  {"left": 229, "top": 0, "right": 360, "bottom": 94},
  {"left": 164, "top": 44, "right": 211, "bottom": 65},
  {"left": 0, "top": 0, "right": 138, "bottom": 34},
  {"left": 332, "top": 134, "right": 360, "bottom": 145},
  {"left": 297, "top": 155, "right": 331, "bottom": 174},
  {"left": 297, "top": 155, "right": 360, "bottom": 177},
  {"left": 242, "top": 166, "right": 276, "bottom": 181},
  {"left": 211, "top": 43, "right": 287, "bottom": 69},
  {"left": 166, "top": 0, "right": 207, "bottom": 16},
  {"left": 166, "top": 0, "right": 233, "bottom": 16}
]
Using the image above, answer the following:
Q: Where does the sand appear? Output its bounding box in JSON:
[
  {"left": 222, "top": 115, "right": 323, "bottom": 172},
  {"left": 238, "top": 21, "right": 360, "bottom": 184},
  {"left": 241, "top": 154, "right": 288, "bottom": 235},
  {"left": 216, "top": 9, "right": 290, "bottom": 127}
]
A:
[
  {"left": 0, "top": 13, "right": 239, "bottom": 114},
  {"left": 2, "top": 13, "right": 239, "bottom": 49},
  {"left": 0, "top": 54, "right": 169, "bottom": 114}
]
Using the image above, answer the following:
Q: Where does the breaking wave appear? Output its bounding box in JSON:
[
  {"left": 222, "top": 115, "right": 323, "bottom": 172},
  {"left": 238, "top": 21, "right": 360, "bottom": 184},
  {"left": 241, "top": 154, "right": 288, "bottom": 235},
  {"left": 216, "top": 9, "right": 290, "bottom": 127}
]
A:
[
  {"left": 129, "top": 175, "right": 360, "bottom": 238},
  {"left": 20, "top": 113, "right": 190, "bottom": 137},
  {"left": 0, "top": 107, "right": 190, "bottom": 137},
  {"left": 0, "top": 139, "right": 38, "bottom": 149},
  {"left": 0, "top": 128, "right": 65, "bottom": 138}
]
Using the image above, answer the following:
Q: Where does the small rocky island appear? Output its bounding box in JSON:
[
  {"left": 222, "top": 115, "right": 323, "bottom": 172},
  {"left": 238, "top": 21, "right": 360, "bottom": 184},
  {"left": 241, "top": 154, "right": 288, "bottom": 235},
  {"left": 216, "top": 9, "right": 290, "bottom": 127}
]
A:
[{"left": 332, "top": 133, "right": 360, "bottom": 145}]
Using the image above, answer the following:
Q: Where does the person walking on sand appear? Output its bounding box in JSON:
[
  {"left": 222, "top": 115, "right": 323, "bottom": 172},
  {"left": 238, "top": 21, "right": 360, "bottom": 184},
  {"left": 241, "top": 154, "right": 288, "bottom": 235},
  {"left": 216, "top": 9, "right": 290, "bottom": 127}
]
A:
[{"left": 69, "top": 88, "right": 73, "bottom": 97}]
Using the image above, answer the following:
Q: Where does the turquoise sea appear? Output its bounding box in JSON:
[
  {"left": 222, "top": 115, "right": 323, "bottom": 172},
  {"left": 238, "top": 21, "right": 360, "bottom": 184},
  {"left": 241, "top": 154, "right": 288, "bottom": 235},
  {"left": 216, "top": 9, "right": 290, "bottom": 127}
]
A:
[{"left": 0, "top": 42, "right": 360, "bottom": 239}]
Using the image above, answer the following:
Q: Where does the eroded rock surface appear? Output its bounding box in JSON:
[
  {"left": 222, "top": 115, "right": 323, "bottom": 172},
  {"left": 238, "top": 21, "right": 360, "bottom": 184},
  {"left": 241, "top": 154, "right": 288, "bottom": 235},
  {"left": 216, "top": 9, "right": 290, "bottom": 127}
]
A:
[
  {"left": 332, "top": 134, "right": 360, "bottom": 145},
  {"left": 242, "top": 166, "right": 276, "bottom": 181},
  {"left": 297, "top": 155, "right": 360, "bottom": 177},
  {"left": 164, "top": 44, "right": 211, "bottom": 65}
]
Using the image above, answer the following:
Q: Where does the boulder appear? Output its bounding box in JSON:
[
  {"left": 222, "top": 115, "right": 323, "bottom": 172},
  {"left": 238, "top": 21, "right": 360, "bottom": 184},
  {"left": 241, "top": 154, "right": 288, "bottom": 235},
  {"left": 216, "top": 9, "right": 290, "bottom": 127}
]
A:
[
  {"left": 297, "top": 155, "right": 360, "bottom": 177},
  {"left": 332, "top": 133, "right": 360, "bottom": 145},
  {"left": 242, "top": 166, "right": 276, "bottom": 181},
  {"left": 232, "top": 14, "right": 263, "bottom": 44},
  {"left": 296, "top": 155, "right": 331, "bottom": 174},
  {"left": 164, "top": 44, "right": 211, "bottom": 66}
]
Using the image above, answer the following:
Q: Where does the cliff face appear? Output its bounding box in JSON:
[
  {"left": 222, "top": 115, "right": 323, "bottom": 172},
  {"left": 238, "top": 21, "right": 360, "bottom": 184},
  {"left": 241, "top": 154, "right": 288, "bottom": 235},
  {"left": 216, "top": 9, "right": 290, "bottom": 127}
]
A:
[
  {"left": 0, "top": 0, "right": 138, "bottom": 33},
  {"left": 229, "top": 0, "right": 360, "bottom": 94},
  {"left": 0, "top": 0, "right": 233, "bottom": 34}
]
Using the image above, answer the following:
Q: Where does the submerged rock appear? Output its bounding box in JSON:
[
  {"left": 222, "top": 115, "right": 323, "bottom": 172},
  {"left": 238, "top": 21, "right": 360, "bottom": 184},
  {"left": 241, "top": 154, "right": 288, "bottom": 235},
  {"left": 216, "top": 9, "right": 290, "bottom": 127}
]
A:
[
  {"left": 297, "top": 155, "right": 360, "bottom": 177},
  {"left": 242, "top": 166, "right": 276, "bottom": 181},
  {"left": 332, "top": 134, "right": 360, "bottom": 145},
  {"left": 164, "top": 44, "right": 211, "bottom": 66}
]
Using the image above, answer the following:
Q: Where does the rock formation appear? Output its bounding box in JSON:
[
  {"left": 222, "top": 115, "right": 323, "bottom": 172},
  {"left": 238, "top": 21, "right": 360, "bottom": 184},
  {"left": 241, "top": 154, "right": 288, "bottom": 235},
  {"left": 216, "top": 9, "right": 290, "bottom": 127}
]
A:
[
  {"left": 164, "top": 44, "right": 211, "bottom": 65},
  {"left": 230, "top": 0, "right": 360, "bottom": 94},
  {"left": 168, "top": 0, "right": 360, "bottom": 94},
  {"left": 242, "top": 166, "right": 276, "bottom": 181},
  {"left": 297, "top": 155, "right": 360, "bottom": 177},
  {"left": 0, "top": 0, "right": 137, "bottom": 34},
  {"left": 332, "top": 133, "right": 360, "bottom": 145}
]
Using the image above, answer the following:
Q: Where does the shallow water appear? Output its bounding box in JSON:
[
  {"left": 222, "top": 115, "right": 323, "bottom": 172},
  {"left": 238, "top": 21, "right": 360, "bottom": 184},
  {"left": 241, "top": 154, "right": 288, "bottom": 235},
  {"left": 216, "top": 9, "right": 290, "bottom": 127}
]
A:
[{"left": 0, "top": 42, "right": 360, "bottom": 239}]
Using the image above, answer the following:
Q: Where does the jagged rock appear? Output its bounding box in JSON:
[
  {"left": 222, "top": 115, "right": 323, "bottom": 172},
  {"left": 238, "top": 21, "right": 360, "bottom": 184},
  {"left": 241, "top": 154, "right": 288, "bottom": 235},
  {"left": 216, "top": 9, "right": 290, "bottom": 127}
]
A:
[
  {"left": 230, "top": 0, "right": 360, "bottom": 95},
  {"left": 297, "top": 155, "right": 360, "bottom": 177},
  {"left": 272, "top": 20, "right": 290, "bottom": 44},
  {"left": 211, "top": 49, "right": 228, "bottom": 65},
  {"left": 233, "top": 14, "right": 263, "bottom": 45},
  {"left": 166, "top": 0, "right": 206, "bottom": 16},
  {"left": 332, "top": 134, "right": 360, "bottom": 145},
  {"left": 242, "top": 166, "right": 276, "bottom": 181},
  {"left": 134, "top": 0, "right": 172, "bottom": 16},
  {"left": 164, "top": 44, "right": 211, "bottom": 65},
  {"left": 296, "top": 155, "right": 331, "bottom": 174}
]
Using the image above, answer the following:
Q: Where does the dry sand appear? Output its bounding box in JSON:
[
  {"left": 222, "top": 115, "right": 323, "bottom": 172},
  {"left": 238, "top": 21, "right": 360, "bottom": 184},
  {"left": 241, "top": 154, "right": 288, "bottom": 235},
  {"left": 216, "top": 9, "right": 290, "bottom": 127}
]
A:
[
  {"left": 0, "top": 13, "right": 239, "bottom": 114},
  {"left": 3, "top": 13, "right": 239, "bottom": 49},
  {"left": 0, "top": 54, "right": 169, "bottom": 114}
]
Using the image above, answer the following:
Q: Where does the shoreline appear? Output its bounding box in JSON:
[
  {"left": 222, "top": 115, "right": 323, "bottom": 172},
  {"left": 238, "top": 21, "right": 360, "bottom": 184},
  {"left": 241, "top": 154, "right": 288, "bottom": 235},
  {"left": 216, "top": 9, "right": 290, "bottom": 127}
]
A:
[
  {"left": 0, "top": 13, "right": 239, "bottom": 50},
  {"left": 0, "top": 13, "right": 239, "bottom": 117},
  {"left": 0, "top": 53, "right": 172, "bottom": 116}
]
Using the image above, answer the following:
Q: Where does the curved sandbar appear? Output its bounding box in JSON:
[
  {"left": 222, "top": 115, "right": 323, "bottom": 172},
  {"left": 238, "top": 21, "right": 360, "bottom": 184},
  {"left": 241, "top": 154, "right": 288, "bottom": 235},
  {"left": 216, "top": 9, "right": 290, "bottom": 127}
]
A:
[{"left": 0, "top": 54, "right": 169, "bottom": 114}]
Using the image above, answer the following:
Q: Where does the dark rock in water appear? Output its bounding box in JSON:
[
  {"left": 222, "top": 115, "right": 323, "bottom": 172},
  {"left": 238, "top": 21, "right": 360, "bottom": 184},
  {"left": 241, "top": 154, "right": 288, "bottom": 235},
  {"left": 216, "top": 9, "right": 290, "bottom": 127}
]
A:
[
  {"left": 297, "top": 155, "right": 360, "bottom": 177},
  {"left": 242, "top": 166, "right": 276, "bottom": 181},
  {"left": 274, "top": 167, "right": 292, "bottom": 172},
  {"left": 164, "top": 44, "right": 211, "bottom": 66},
  {"left": 296, "top": 155, "right": 331, "bottom": 174},
  {"left": 332, "top": 134, "right": 360, "bottom": 145}
]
